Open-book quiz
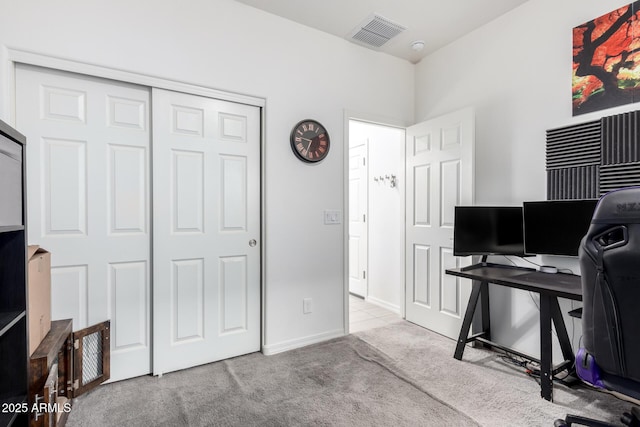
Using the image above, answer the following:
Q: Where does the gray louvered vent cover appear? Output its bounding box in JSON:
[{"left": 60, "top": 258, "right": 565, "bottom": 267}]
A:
[
  {"left": 349, "top": 14, "right": 406, "bottom": 48},
  {"left": 602, "top": 111, "right": 640, "bottom": 164},
  {"left": 546, "top": 120, "right": 601, "bottom": 169}
]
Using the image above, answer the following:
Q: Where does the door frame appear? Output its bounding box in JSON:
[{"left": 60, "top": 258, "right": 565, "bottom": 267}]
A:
[
  {"left": 343, "top": 110, "right": 408, "bottom": 333},
  {"left": 6, "top": 48, "right": 268, "bottom": 367}
]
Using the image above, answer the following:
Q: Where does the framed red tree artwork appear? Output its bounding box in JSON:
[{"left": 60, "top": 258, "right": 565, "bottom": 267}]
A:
[{"left": 573, "top": 2, "right": 640, "bottom": 115}]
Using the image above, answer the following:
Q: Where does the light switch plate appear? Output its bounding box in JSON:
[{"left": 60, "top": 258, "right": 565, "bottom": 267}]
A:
[{"left": 323, "top": 210, "right": 342, "bottom": 225}]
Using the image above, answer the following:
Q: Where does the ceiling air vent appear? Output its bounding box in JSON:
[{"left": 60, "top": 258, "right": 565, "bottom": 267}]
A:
[{"left": 349, "top": 13, "right": 407, "bottom": 48}]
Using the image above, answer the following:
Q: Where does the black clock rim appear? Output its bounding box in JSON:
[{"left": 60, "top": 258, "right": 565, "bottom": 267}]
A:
[{"left": 290, "top": 119, "right": 330, "bottom": 163}]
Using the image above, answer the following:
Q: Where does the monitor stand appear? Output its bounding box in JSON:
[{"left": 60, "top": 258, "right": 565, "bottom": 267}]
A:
[{"left": 460, "top": 255, "right": 535, "bottom": 272}]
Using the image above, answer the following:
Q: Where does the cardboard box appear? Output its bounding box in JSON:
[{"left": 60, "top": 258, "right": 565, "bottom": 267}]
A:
[{"left": 28, "top": 245, "right": 51, "bottom": 355}]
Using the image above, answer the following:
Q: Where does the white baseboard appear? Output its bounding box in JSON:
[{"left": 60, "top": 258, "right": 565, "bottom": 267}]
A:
[
  {"left": 366, "top": 296, "right": 401, "bottom": 314},
  {"left": 262, "top": 329, "right": 345, "bottom": 356}
]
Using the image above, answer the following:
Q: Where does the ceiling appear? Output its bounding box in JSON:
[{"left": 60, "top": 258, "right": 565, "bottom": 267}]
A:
[{"left": 233, "top": 0, "right": 530, "bottom": 63}]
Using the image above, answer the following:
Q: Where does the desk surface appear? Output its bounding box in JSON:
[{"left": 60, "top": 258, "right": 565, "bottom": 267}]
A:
[{"left": 446, "top": 265, "right": 582, "bottom": 301}]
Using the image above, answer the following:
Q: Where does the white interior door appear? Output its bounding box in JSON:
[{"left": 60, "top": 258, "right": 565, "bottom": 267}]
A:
[
  {"left": 348, "top": 143, "right": 368, "bottom": 298},
  {"left": 405, "top": 108, "right": 474, "bottom": 339},
  {"left": 16, "top": 64, "right": 151, "bottom": 381},
  {"left": 152, "top": 88, "right": 261, "bottom": 375}
]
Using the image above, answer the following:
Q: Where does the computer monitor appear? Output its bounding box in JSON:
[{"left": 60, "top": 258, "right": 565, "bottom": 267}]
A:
[
  {"left": 523, "top": 199, "right": 598, "bottom": 257},
  {"left": 453, "top": 206, "right": 526, "bottom": 257}
]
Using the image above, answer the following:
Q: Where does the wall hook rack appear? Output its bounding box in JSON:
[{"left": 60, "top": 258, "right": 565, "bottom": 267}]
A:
[{"left": 374, "top": 174, "right": 397, "bottom": 188}]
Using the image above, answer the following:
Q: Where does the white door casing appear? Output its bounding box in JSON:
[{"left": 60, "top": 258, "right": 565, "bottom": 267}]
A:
[
  {"left": 16, "top": 64, "right": 152, "bottom": 381},
  {"left": 405, "top": 108, "right": 474, "bottom": 339},
  {"left": 348, "top": 142, "right": 368, "bottom": 298},
  {"left": 152, "top": 88, "right": 261, "bottom": 375}
]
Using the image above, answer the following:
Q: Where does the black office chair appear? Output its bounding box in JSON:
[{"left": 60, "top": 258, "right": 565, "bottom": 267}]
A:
[{"left": 555, "top": 187, "right": 640, "bottom": 427}]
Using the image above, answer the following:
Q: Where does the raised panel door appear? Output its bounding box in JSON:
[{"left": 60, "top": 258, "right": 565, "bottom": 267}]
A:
[
  {"left": 16, "top": 64, "right": 151, "bottom": 382},
  {"left": 152, "top": 88, "right": 261, "bottom": 375},
  {"left": 405, "top": 108, "right": 474, "bottom": 339}
]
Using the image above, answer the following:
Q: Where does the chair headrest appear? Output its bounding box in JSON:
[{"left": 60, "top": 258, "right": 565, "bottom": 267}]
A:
[{"left": 592, "top": 186, "right": 640, "bottom": 224}]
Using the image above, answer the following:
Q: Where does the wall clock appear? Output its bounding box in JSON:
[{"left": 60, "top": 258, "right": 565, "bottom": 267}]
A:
[{"left": 290, "top": 119, "right": 330, "bottom": 163}]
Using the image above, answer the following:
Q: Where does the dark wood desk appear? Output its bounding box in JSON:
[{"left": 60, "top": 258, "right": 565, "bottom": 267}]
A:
[{"left": 445, "top": 265, "right": 582, "bottom": 401}]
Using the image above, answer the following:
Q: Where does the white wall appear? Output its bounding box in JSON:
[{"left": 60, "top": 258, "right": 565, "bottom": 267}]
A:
[
  {"left": 4, "top": 0, "right": 625, "bottom": 363},
  {"left": 0, "top": 0, "right": 414, "bottom": 354},
  {"left": 414, "top": 0, "right": 636, "bottom": 359},
  {"left": 349, "top": 120, "right": 404, "bottom": 313}
]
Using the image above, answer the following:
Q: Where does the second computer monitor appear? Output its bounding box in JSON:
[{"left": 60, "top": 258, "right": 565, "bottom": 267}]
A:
[{"left": 523, "top": 199, "right": 598, "bottom": 257}]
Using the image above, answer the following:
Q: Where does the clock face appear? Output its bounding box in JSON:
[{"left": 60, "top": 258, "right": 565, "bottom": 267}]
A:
[{"left": 290, "top": 119, "right": 330, "bottom": 163}]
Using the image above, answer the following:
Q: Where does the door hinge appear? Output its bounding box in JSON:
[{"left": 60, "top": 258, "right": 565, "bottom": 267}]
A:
[
  {"left": 363, "top": 214, "right": 366, "bottom": 222},
  {"left": 363, "top": 271, "right": 366, "bottom": 279},
  {"left": 363, "top": 157, "right": 366, "bottom": 166},
  {"left": 74, "top": 339, "right": 79, "bottom": 350},
  {"left": 73, "top": 379, "right": 79, "bottom": 390}
]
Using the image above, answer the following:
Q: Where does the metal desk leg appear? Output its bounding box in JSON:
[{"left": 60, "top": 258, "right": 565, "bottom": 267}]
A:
[
  {"left": 550, "top": 297, "right": 574, "bottom": 364},
  {"left": 540, "top": 294, "right": 553, "bottom": 401},
  {"left": 454, "top": 280, "right": 484, "bottom": 360},
  {"left": 479, "top": 281, "right": 490, "bottom": 342}
]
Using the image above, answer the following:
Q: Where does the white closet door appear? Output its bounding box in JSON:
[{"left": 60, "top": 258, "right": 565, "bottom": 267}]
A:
[
  {"left": 16, "top": 64, "right": 151, "bottom": 381},
  {"left": 152, "top": 88, "right": 261, "bottom": 375}
]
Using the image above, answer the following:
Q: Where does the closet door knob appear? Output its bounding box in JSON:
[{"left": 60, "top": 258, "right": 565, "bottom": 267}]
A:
[{"left": 249, "top": 239, "right": 257, "bottom": 247}]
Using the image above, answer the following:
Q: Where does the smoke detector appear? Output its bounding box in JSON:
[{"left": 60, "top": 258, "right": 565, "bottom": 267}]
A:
[
  {"left": 411, "top": 40, "right": 425, "bottom": 51},
  {"left": 348, "top": 13, "right": 407, "bottom": 49}
]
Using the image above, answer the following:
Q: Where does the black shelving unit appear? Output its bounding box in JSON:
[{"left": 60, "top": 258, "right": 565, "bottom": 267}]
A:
[{"left": 0, "top": 119, "right": 28, "bottom": 427}]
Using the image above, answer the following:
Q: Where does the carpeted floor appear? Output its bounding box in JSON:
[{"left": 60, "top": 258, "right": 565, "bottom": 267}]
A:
[
  {"left": 66, "top": 321, "right": 632, "bottom": 426},
  {"left": 356, "top": 322, "right": 630, "bottom": 426}
]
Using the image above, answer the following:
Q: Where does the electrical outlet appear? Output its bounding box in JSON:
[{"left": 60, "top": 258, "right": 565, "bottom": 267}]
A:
[{"left": 303, "top": 298, "right": 313, "bottom": 314}]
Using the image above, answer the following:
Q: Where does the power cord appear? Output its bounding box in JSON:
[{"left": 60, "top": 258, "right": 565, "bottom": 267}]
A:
[
  {"left": 501, "top": 256, "right": 518, "bottom": 267},
  {"left": 498, "top": 350, "right": 575, "bottom": 385},
  {"left": 504, "top": 256, "right": 579, "bottom": 342},
  {"left": 515, "top": 256, "right": 541, "bottom": 268},
  {"left": 498, "top": 351, "right": 541, "bottom": 385}
]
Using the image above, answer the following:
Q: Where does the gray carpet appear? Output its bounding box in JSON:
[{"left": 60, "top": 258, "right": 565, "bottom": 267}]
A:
[
  {"left": 356, "top": 322, "right": 631, "bottom": 426},
  {"left": 67, "top": 322, "right": 632, "bottom": 426}
]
